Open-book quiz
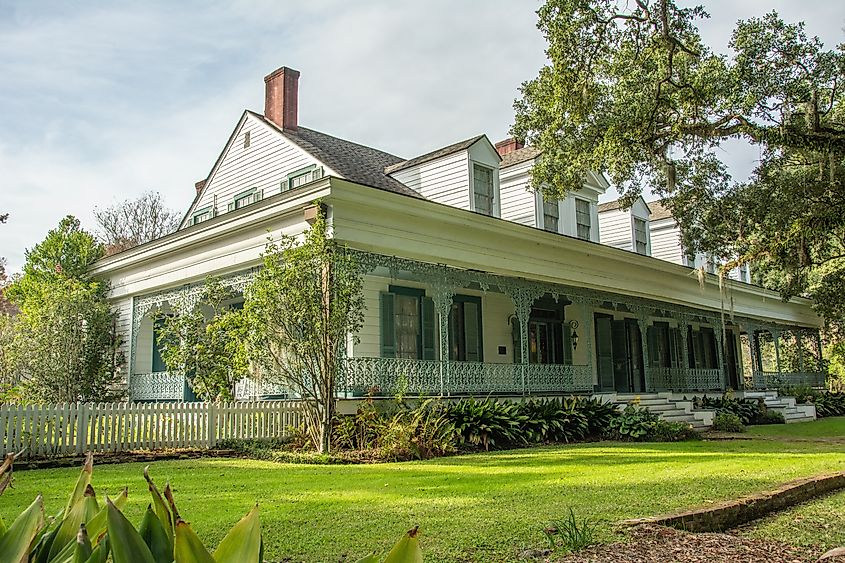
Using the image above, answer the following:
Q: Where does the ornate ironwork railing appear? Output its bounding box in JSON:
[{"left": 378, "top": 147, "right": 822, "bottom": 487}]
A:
[
  {"left": 234, "top": 379, "right": 290, "bottom": 400},
  {"left": 648, "top": 367, "right": 723, "bottom": 392},
  {"left": 748, "top": 370, "right": 826, "bottom": 390},
  {"left": 340, "top": 357, "right": 593, "bottom": 396},
  {"left": 129, "top": 371, "right": 186, "bottom": 401}
]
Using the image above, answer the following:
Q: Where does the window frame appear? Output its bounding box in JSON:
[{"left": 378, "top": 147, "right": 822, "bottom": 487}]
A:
[
  {"left": 191, "top": 206, "right": 214, "bottom": 225},
  {"left": 633, "top": 217, "right": 648, "bottom": 254},
  {"left": 449, "top": 294, "right": 484, "bottom": 362},
  {"left": 575, "top": 198, "right": 592, "bottom": 240},
  {"left": 283, "top": 164, "right": 322, "bottom": 192},
  {"left": 540, "top": 197, "right": 560, "bottom": 233},
  {"left": 471, "top": 162, "right": 495, "bottom": 216},
  {"left": 228, "top": 187, "right": 263, "bottom": 212}
]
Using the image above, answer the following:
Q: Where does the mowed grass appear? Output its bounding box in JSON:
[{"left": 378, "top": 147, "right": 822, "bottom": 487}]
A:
[
  {"left": 740, "top": 488, "right": 845, "bottom": 553},
  {"left": 746, "top": 416, "right": 845, "bottom": 439},
  {"left": 3, "top": 437, "right": 845, "bottom": 562}
]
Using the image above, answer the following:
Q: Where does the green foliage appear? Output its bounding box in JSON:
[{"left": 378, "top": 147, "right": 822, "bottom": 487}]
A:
[
  {"left": 693, "top": 394, "right": 764, "bottom": 425},
  {"left": 778, "top": 385, "right": 819, "bottom": 405},
  {"left": 603, "top": 405, "right": 659, "bottom": 440},
  {"left": 758, "top": 410, "right": 786, "bottom": 425},
  {"left": 517, "top": 398, "right": 589, "bottom": 443},
  {"left": 513, "top": 1, "right": 845, "bottom": 319},
  {"left": 650, "top": 420, "right": 701, "bottom": 442},
  {"left": 440, "top": 398, "right": 526, "bottom": 450},
  {"left": 712, "top": 412, "right": 746, "bottom": 433},
  {"left": 543, "top": 508, "right": 596, "bottom": 553},
  {"left": 156, "top": 277, "right": 249, "bottom": 401},
  {"left": 813, "top": 392, "right": 845, "bottom": 418},
  {"left": 243, "top": 207, "right": 365, "bottom": 453}
]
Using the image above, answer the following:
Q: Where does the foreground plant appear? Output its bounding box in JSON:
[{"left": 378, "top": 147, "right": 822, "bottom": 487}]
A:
[{"left": 0, "top": 454, "right": 424, "bottom": 562}]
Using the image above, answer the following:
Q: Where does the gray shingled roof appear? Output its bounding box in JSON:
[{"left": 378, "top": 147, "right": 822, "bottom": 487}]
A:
[
  {"left": 500, "top": 146, "right": 541, "bottom": 168},
  {"left": 648, "top": 200, "right": 675, "bottom": 221},
  {"left": 249, "top": 111, "right": 421, "bottom": 198},
  {"left": 384, "top": 135, "right": 486, "bottom": 174},
  {"left": 597, "top": 197, "right": 653, "bottom": 215}
]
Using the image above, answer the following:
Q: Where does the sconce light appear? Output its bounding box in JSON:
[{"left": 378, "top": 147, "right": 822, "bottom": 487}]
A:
[{"left": 568, "top": 320, "right": 580, "bottom": 350}]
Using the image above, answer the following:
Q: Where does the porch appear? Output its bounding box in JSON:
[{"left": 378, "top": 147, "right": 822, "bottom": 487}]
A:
[{"left": 125, "top": 250, "right": 826, "bottom": 401}]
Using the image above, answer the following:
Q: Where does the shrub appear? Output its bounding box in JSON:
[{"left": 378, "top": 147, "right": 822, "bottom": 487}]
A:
[
  {"left": 779, "top": 385, "right": 818, "bottom": 404},
  {"left": 518, "top": 397, "right": 589, "bottom": 443},
  {"left": 693, "top": 394, "right": 764, "bottom": 425},
  {"left": 757, "top": 410, "right": 786, "bottom": 425},
  {"left": 543, "top": 508, "right": 596, "bottom": 553},
  {"left": 441, "top": 398, "right": 526, "bottom": 450},
  {"left": 603, "top": 405, "right": 659, "bottom": 441},
  {"left": 377, "top": 400, "right": 457, "bottom": 461},
  {"left": 648, "top": 420, "right": 701, "bottom": 442},
  {"left": 573, "top": 397, "right": 619, "bottom": 437},
  {"left": 813, "top": 392, "right": 845, "bottom": 417},
  {"left": 712, "top": 412, "right": 746, "bottom": 433}
]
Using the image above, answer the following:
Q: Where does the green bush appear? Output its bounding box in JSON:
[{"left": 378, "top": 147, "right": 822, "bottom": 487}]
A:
[
  {"left": 779, "top": 385, "right": 819, "bottom": 404},
  {"left": 693, "top": 394, "right": 765, "bottom": 425},
  {"left": 648, "top": 420, "right": 701, "bottom": 442},
  {"left": 517, "top": 398, "right": 589, "bottom": 443},
  {"left": 440, "top": 398, "right": 526, "bottom": 450},
  {"left": 572, "top": 397, "right": 620, "bottom": 437},
  {"left": 757, "top": 410, "right": 786, "bottom": 425},
  {"left": 813, "top": 392, "right": 845, "bottom": 417},
  {"left": 603, "top": 405, "right": 660, "bottom": 441},
  {"left": 712, "top": 412, "right": 746, "bottom": 433}
]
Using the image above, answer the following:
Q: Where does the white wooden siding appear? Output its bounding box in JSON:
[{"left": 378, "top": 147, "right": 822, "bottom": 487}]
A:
[
  {"left": 598, "top": 209, "right": 632, "bottom": 251},
  {"left": 499, "top": 160, "right": 537, "bottom": 227},
  {"left": 390, "top": 150, "right": 471, "bottom": 210},
  {"left": 113, "top": 297, "right": 132, "bottom": 380},
  {"left": 187, "top": 114, "right": 333, "bottom": 227},
  {"left": 467, "top": 141, "right": 502, "bottom": 217},
  {"left": 650, "top": 218, "right": 684, "bottom": 264}
]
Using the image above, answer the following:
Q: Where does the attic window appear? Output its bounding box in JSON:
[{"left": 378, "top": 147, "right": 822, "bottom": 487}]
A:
[
  {"left": 227, "top": 188, "right": 263, "bottom": 212},
  {"left": 244, "top": 131, "right": 251, "bottom": 149},
  {"left": 192, "top": 206, "right": 214, "bottom": 225},
  {"left": 633, "top": 218, "right": 648, "bottom": 254},
  {"left": 472, "top": 163, "right": 494, "bottom": 215},
  {"left": 542, "top": 198, "right": 559, "bottom": 233},
  {"left": 283, "top": 165, "right": 323, "bottom": 192},
  {"left": 575, "top": 198, "right": 591, "bottom": 240}
]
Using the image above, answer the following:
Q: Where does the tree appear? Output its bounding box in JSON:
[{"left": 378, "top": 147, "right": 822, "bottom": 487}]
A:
[
  {"left": 244, "top": 209, "right": 364, "bottom": 453},
  {"left": 156, "top": 278, "right": 250, "bottom": 401},
  {"left": 94, "top": 191, "right": 181, "bottom": 255},
  {"left": 512, "top": 1, "right": 844, "bottom": 315},
  {"left": 5, "top": 216, "right": 124, "bottom": 402}
]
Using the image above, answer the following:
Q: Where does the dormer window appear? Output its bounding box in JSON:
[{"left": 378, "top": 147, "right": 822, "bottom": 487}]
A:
[
  {"left": 633, "top": 218, "right": 648, "bottom": 254},
  {"left": 472, "top": 163, "right": 494, "bottom": 215},
  {"left": 284, "top": 165, "right": 323, "bottom": 192},
  {"left": 192, "top": 206, "right": 214, "bottom": 225},
  {"left": 542, "top": 199, "right": 559, "bottom": 233},
  {"left": 575, "top": 198, "right": 591, "bottom": 240}
]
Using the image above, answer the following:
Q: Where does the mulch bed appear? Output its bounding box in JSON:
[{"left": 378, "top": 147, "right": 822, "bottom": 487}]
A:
[
  {"left": 14, "top": 449, "right": 239, "bottom": 470},
  {"left": 554, "top": 524, "right": 842, "bottom": 563}
]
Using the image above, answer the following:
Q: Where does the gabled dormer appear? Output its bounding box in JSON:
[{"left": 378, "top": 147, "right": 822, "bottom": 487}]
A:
[
  {"left": 597, "top": 196, "right": 652, "bottom": 255},
  {"left": 497, "top": 139, "right": 607, "bottom": 243},
  {"left": 385, "top": 135, "right": 502, "bottom": 217}
]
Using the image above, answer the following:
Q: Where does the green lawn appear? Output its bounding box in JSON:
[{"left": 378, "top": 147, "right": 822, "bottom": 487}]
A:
[
  {"left": 741, "top": 488, "right": 845, "bottom": 552},
  {"left": 746, "top": 416, "right": 845, "bottom": 439},
  {"left": 3, "top": 437, "right": 845, "bottom": 562}
]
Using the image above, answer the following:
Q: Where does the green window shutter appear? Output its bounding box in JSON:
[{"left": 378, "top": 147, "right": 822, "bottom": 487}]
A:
[
  {"left": 380, "top": 292, "right": 396, "bottom": 358},
  {"left": 647, "top": 325, "right": 659, "bottom": 368},
  {"left": 595, "top": 315, "right": 615, "bottom": 391},
  {"left": 421, "top": 296, "right": 436, "bottom": 360},
  {"left": 511, "top": 317, "right": 522, "bottom": 364},
  {"left": 669, "top": 327, "right": 682, "bottom": 368},
  {"left": 463, "top": 300, "right": 481, "bottom": 362}
]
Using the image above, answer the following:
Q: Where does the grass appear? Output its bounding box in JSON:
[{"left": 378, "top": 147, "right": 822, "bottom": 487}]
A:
[
  {"left": 741, "top": 489, "right": 845, "bottom": 552},
  {"left": 746, "top": 416, "right": 845, "bottom": 439},
  {"left": 3, "top": 436, "right": 845, "bottom": 561}
]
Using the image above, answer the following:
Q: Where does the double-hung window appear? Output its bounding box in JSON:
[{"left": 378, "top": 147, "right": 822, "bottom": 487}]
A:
[
  {"left": 575, "top": 199, "right": 591, "bottom": 240},
  {"left": 542, "top": 198, "right": 559, "bottom": 233},
  {"left": 472, "top": 164, "right": 494, "bottom": 215},
  {"left": 633, "top": 218, "right": 648, "bottom": 254},
  {"left": 283, "top": 165, "right": 323, "bottom": 192}
]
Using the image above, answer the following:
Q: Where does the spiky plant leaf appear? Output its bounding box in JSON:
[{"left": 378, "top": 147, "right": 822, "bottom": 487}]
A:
[
  {"left": 66, "top": 452, "right": 94, "bottom": 516},
  {"left": 48, "top": 485, "right": 99, "bottom": 560},
  {"left": 0, "top": 494, "right": 45, "bottom": 563},
  {"left": 382, "top": 527, "right": 423, "bottom": 563},
  {"left": 71, "top": 523, "right": 93, "bottom": 563},
  {"left": 212, "top": 506, "right": 261, "bottom": 563},
  {"left": 106, "top": 500, "right": 156, "bottom": 563},
  {"left": 139, "top": 506, "right": 173, "bottom": 563},
  {"left": 353, "top": 554, "right": 380, "bottom": 563},
  {"left": 144, "top": 466, "right": 174, "bottom": 544},
  {"left": 83, "top": 536, "right": 109, "bottom": 563},
  {"left": 173, "top": 520, "right": 215, "bottom": 563},
  {"left": 47, "top": 490, "right": 128, "bottom": 563}
]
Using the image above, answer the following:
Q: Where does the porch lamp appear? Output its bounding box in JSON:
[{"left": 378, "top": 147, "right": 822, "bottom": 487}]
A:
[{"left": 568, "top": 320, "right": 579, "bottom": 350}]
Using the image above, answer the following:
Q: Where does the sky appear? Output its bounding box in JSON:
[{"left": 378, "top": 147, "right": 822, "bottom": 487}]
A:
[{"left": 0, "top": 0, "right": 843, "bottom": 274}]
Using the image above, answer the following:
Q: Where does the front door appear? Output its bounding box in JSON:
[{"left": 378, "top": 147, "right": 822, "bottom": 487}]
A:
[{"left": 595, "top": 314, "right": 645, "bottom": 393}]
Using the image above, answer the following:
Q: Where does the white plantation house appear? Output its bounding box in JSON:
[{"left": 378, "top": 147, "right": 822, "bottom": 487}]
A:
[{"left": 92, "top": 66, "right": 824, "bottom": 422}]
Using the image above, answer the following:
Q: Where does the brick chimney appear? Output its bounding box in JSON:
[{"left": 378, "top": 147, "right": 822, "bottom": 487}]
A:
[
  {"left": 195, "top": 179, "right": 206, "bottom": 194},
  {"left": 495, "top": 137, "right": 524, "bottom": 156},
  {"left": 264, "top": 66, "right": 300, "bottom": 130}
]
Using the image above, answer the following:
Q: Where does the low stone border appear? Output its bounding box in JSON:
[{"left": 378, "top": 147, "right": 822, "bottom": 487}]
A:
[
  {"left": 14, "top": 449, "right": 239, "bottom": 470},
  {"left": 623, "top": 471, "right": 845, "bottom": 532}
]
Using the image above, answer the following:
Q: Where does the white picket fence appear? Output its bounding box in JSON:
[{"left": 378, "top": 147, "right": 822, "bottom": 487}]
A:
[{"left": 0, "top": 401, "right": 304, "bottom": 457}]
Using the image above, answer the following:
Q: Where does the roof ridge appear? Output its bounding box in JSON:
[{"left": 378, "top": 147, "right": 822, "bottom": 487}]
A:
[{"left": 384, "top": 134, "right": 487, "bottom": 174}]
